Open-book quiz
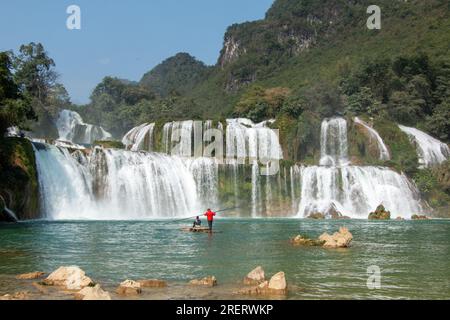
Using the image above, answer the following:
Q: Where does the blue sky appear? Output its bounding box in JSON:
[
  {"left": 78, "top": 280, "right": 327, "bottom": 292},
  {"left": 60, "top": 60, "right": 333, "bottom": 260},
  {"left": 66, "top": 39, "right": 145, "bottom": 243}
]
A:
[{"left": 0, "top": 0, "right": 274, "bottom": 104}]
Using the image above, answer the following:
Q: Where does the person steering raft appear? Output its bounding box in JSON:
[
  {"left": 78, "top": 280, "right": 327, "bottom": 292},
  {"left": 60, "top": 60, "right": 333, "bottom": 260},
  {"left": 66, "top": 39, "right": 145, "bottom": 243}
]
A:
[{"left": 204, "top": 208, "right": 216, "bottom": 232}]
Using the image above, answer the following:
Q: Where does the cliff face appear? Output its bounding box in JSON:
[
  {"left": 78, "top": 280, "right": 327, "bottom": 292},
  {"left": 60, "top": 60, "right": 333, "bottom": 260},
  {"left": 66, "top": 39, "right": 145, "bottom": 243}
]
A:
[
  {"left": 217, "top": 0, "right": 357, "bottom": 91},
  {"left": 0, "top": 138, "right": 40, "bottom": 221}
]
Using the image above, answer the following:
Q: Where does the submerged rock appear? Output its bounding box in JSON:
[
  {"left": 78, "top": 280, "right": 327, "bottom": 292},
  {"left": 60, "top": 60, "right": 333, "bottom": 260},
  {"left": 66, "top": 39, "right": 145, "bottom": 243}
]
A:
[
  {"left": 75, "top": 284, "right": 111, "bottom": 300},
  {"left": 319, "top": 227, "right": 353, "bottom": 248},
  {"left": 369, "top": 205, "right": 391, "bottom": 220},
  {"left": 138, "top": 279, "right": 167, "bottom": 288},
  {"left": 43, "top": 266, "right": 94, "bottom": 290},
  {"left": 0, "top": 291, "right": 30, "bottom": 300},
  {"left": 411, "top": 214, "right": 430, "bottom": 220},
  {"left": 290, "top": 235, "right": 325, "bottom": 246},
  {"left": 189, "top": 276, "right": 217, "bottom": 287},
  {"left": 243, "top": 266, "right": 265, "bottom": 285},
  {"left": 116, "top": 280, "right": 142, "bottom": 295},
  {"left": 16, "top": 271, "right": 46, "bottom": 280}
]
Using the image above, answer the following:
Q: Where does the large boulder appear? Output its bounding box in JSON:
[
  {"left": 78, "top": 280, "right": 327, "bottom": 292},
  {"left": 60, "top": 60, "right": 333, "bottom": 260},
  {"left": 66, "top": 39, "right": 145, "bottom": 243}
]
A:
[
  {"left": 75, "top": 284, "right": 111, "bottom": 300},
  {"left": 16, "top": 272, "right": 46, "bottom": 280},
  {"left": 238, "top": 272, "right": 287, "bottom": 296},
  {"left": 244, "top": 266, "right": 265, "bottom": 285},
  {"left": 138, "top": 279, "right": 167, "bottom": 288},
  {"left": 43, "top": 266, "right": 94, "bottom": 290},
  {"left": 368, "top": 205, "right": 391, "bottom": 220},
  {"left": 189, "top": 276, "right": 217, "bottom": 287},
  {"left": 268, "top": 272, "right": 287, "bottom": 294},
  {"left": 319, "top": 227, "right": 353, "bottom": 248},
  {"left": 116, "top": 280, "right": 142, "bottom": 295}
]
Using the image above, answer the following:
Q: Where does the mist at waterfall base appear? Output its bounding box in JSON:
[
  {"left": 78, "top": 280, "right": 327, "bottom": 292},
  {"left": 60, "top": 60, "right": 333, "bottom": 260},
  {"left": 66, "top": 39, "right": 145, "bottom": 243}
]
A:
[
  {"left": 32, "top": 114, "right": 435, "bottom": 220},
  {"left": 1, "top": 219, "right": 449, "bottom": 299}
]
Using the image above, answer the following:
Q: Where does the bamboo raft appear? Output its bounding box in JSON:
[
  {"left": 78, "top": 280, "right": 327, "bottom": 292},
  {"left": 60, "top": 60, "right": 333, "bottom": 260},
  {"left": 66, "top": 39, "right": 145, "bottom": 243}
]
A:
[{"left": 181, "top": 227, "right": 221, "bottom": 233}]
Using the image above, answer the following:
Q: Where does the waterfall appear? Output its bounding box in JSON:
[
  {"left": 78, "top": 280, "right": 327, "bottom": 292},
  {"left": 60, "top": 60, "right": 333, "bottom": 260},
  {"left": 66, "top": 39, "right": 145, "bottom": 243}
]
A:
[
  {"left": 298, "top": 166, "right": 423, "bottom": 218},
  {"left": 122, "top": 123, "right": 155, "bottom": 152},
  {"left": 354, "top": 117, "right": 391, "bottom": 161},
  {"left": 399, "top": 125, "right": 450, "bottom": 168},
  {"left": 297, "top": 117, "right": 424, "bottom": 219},
  {"left": 226, "top": 118, "right": 283, "bottom": 164},
  {"left": 33, "top": 143, "right": 214, "bottom": 220},
  {"left": 33, "top": 143, "right": 96, "bottom": 220},
  {"left": 56, "top": 110, "right": 112, "bottom": 144},
  {"left": 320, "top": 118, "right": 349, "bottom": 166}
]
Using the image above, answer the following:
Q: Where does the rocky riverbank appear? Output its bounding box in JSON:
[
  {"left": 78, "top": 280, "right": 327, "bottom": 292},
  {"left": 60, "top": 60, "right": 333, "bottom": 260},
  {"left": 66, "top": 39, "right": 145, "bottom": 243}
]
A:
[{"left": 0, "top": 265, "right": 293, "bottom": 301}]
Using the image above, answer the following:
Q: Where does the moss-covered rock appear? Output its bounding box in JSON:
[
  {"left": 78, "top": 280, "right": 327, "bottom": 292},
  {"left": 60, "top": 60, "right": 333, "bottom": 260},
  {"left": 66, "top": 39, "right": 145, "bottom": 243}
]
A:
[
  {"left": 307, "top": 212, "right": 326, "bottom": 220},
  {"left": 373, "top": 118, "right": 419, "bottom": 176},
  {"left": 411, "top": 214, "right": 430, "bottom": 220},
  {"left": 93, "top": 140, "right": 124, "bottom": 149},
  {"left": 0, "top": 137, "right": 40, "bottom": 220},
  {"left": 368, "top": 205, "right": 391, "bottom": 220},
  {"left": 348, "top": 116, "right": 385, "bottom": 166}
]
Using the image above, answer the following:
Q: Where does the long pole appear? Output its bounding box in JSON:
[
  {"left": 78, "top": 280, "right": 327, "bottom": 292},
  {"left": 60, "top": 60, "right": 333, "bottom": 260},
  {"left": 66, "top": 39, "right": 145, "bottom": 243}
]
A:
[{"left": 172, "top": 207, "right": 240, "bottom": 223}]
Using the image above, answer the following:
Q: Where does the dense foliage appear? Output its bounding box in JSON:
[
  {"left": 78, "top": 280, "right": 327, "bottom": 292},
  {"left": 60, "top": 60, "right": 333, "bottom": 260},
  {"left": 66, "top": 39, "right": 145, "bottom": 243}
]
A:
[{"left": 140, "top": 53, "right": 210, "bottom": 97}]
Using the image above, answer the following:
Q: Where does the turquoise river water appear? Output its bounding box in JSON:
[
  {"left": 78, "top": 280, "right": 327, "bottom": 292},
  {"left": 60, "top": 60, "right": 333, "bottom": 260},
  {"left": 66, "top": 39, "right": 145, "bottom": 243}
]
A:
[{"left": 0, "top": 219, "right": 449, "bottom": 300}]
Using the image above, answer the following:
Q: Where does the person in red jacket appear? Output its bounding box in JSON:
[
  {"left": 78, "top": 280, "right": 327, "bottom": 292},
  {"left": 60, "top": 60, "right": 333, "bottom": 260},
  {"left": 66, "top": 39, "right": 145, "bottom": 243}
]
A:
[{"left": 204, "top": 208, "right": 216, "bottom": 232}]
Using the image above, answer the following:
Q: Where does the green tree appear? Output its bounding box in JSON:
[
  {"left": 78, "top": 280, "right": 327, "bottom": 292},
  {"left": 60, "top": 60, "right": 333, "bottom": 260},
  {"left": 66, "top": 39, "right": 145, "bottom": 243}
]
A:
[
  {"left": 13, "top": 43, "right": 57, "bottom": 103},
  {"left": 346, "top": 87, "right": 380, "bottom": 116},
  {"left": 0, "top": 52, "right": 35, "bottom": 135}
]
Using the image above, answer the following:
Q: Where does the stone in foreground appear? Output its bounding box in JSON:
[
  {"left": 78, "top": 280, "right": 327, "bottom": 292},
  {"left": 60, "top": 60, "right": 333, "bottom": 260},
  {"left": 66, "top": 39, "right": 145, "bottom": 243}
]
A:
[
  {"left": 239, "top": 272, "right": 287, "bottom": 296},
  {"left": 0, "top": 291, "right": 30, "bottom": 300},
  {"left": 43, "top": 266, "right": 94, "bottom": 290},
  {"left": 244, "top": 266, "right": 265, "bottom": 285},
  {"left": 16, "top": 272, "right": 46, "bottom": 280},
  {"left": 116, "top": 280, "right": 142, "bottom": 295},
  {"left": 138, "top": 279, "right": 167, "bottom": 288},
  {"left": 75, "top": 284, "right": 111, "bottom": 300},
  {"left": 189, "top": 276, "right": 217, "bottom": 287},
  {"left": 319, "top": 227, "right": 353, "bottom": 248}
]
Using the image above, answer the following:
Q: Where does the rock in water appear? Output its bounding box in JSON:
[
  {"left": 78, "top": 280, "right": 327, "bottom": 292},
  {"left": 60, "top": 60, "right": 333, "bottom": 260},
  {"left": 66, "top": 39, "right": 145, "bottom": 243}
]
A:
[
  {"left": 0, "top": 291, "right": 30, "bottom": 300},
  {"left": 411, "top": 214, "right": 430, "bottom": 220},
  {"left": 368, "top": 205, "right": 391, "bottom": 220},
  {"left": 16, "top": 272, "right": 46, "bottom": 280},
  {"left": 244, "top": 266, "right": 265, "bottom": 285},
  {"left": 189, "top": 276, "right": 217, "bottom": 287},
  {"left": 116, "top": 280, "right": 142, "bottom": 295},
  {"left": 43, "top": 266, "right": 94, "bottom": 290},
  {"left": 290, "top": 235, "right": 325, "bottom": 246},
  {"left": 307, "top": 212, "right": 326, "bottom": 220},
  {"left": 138, "top": 279, "right": 167, "bottom": 288},
  {"left": 75, "top": 284, "right": 111, "bottom": 300},
  {"left": 319, "top": 227, "right": 353, "bottom": 248},
  {"left": 268, "top": 272, "right": 287, "bottom": 294},
  {"left": 238, "top": 272, "right": 287, "bottom": 296}
]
